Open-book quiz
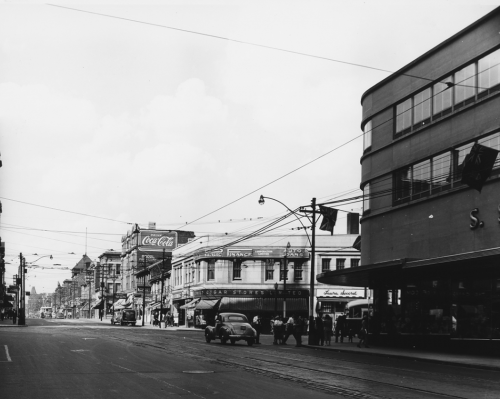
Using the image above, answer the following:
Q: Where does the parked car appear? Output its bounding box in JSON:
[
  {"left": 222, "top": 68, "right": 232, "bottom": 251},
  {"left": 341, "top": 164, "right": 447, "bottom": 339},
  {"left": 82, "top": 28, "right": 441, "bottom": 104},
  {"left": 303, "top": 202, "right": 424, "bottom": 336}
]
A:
[
  {"left": 205, "top": 313, "right": 256, "bottom": 346},
  {"left": 56, "top": 313, "right": 65, "bottom": 319},
  {"left": 111, "top": 309, "right": 136, "bottom": 326}
]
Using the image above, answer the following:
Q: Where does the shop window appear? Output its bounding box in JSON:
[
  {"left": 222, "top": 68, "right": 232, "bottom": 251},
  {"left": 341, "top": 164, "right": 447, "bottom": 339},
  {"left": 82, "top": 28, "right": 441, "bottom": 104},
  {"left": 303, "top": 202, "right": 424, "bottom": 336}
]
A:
[
  {"left": 320, "top": 302, "right": 333, "bottom": 313},
  {"left": 294, "top": 262, "right": 303, "bottom": 281},
  {"left": 207, "top": 260, "right": 215, "bottom": 281},
  {"left": 363, "top": 119, "right": 372, "bottom": 151},
  {"left": 321, "top": 258, "right": 331, "bottom": 272},
  {"left": 336, "top": 259, "right": 346, "bottom": 270},
  {"left": 350, "top": 259, "right": 360, "bottom": 268},
  {"left": 265, "top": 259, "right": 274, "bottom": 280},
  {"left": 233, "top": 261, "right": 242, "bottom": 280},
  {"left": 478, "top": 49, "right": 500, "bottom": 98}
]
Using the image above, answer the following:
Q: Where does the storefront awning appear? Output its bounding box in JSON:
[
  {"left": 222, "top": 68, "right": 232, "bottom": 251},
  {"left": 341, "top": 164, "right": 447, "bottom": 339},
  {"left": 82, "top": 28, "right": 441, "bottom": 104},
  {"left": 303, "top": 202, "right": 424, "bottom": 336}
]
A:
[
  {"left": 91, "top": 299, "right": 104, "bottom": 310},
  {"left": 404, "top": 247, "right": 500, "bottom": 270},
  {"left": 195, "top": 298, "right": 221, "bottom": 310},
  {"left": 180, "top": 298, "right": 200, "bottom": 309},
  {"left": 112, "top": 299, "right": 132, "bottom": 310},
  {"left": 316, "top": 259, "right": 406, "bottom": 287}
]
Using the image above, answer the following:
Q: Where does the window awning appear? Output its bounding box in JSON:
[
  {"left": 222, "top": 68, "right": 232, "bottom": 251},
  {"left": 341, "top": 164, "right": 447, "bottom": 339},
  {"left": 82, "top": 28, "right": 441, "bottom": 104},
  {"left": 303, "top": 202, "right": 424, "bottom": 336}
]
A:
[
  {"left": 180, "top": 298, "right": 200, "bottom": 309},
  {"left": 195, "top": 298, "right": 221, "bottom": 310},
  {"left": 112, "top": 299, "right": 132, "bottom": 310}
]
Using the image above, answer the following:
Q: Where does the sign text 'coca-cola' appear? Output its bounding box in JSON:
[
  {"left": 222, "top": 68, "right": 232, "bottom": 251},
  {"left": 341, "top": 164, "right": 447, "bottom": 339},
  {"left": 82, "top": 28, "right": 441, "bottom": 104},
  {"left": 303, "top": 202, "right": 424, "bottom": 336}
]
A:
[{"left": 141, "top": 232, "right": 177, "bottom": 249}]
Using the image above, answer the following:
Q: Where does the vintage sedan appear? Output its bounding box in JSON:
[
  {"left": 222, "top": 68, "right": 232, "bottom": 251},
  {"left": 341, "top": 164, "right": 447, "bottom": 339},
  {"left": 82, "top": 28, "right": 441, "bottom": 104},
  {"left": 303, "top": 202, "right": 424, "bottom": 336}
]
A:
[{"left": 205, "top": 313, "right": 256, "bottom": 346}]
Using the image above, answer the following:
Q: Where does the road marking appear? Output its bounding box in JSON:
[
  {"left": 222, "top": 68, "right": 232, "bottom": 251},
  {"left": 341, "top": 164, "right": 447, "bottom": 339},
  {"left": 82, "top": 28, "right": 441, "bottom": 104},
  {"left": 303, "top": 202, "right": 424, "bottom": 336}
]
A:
[
  {"left": 4, "top": 345, "right": 12, "bottom": 362},
  {"left": 71, "top": 350, "right": 90, "bottom": 352},
  {"left": 82, "top": 338, "right": 96, "bottom": 340}
]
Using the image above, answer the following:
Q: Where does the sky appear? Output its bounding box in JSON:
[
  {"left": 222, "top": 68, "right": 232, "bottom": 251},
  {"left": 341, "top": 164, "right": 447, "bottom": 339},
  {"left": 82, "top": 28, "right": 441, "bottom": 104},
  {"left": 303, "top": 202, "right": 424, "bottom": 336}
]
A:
[{"left": 1, "top": 0, "right": 497, "bottom": 294}]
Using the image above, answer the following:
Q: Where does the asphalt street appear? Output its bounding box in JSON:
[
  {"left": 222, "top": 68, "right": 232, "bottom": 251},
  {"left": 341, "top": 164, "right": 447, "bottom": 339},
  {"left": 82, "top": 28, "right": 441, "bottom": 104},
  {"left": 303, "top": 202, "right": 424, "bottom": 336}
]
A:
[{"left": 1, "top": 318, "right": 499, "bottom": 399}]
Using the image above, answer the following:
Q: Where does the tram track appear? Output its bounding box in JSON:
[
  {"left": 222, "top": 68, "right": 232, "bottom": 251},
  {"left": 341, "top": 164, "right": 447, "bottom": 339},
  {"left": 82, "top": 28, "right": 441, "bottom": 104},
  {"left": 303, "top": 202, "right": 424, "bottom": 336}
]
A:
[{"left": 80, "top": 330, "right": 486, "bottom": 399}]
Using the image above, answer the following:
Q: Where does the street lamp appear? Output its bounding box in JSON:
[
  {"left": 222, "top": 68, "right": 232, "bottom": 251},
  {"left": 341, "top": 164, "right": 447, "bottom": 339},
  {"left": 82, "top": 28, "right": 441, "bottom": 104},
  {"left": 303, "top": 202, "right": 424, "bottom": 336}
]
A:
[
  {"left": 274, "top": 282, "right": 278, "bottom": 316},
  {"left": 259, "top": 194, "right": 317, "bottom": 345}
]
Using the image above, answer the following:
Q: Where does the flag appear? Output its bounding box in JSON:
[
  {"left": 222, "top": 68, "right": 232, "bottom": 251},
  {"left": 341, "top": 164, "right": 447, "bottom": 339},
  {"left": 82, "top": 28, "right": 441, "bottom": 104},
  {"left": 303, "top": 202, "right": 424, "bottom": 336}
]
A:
[
  {"left": 352, "top": 235, "right": 361, "bottom": 251},
  {"left": 460, "top": 143, "right": 499, "bottom": 192},
  {"left": 319, "top": 206, "right": 338, "bottom": 235}
]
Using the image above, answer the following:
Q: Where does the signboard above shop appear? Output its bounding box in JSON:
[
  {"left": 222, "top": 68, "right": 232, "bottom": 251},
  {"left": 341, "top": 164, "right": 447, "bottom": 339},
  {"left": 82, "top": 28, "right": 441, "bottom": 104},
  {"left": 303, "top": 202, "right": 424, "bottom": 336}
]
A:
[
  {"left": 140, "top": 231, "right": 177, "bottom": 250},
  {"left": 194, "top": 247, "right": 309, "bottom": 261},
  {"left": 317, "top": 288, "right": 365, "bottom": 299},
  {"left": 196, "top": 288, "right": 309, "bottom": 298}
]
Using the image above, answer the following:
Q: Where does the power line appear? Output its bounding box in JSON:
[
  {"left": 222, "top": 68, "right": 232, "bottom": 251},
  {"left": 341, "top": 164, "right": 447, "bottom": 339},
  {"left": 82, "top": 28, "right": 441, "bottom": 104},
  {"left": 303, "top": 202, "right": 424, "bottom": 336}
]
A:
[{"left": 0, "top": 196, "right": 132, "bottom": 225}]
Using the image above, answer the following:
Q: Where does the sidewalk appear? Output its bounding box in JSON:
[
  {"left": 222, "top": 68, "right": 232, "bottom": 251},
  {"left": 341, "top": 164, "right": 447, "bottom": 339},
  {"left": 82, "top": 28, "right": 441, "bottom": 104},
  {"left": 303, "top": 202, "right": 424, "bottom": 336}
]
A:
[{"left": 3, "top": 318, "right": 499, "bottom": 371}]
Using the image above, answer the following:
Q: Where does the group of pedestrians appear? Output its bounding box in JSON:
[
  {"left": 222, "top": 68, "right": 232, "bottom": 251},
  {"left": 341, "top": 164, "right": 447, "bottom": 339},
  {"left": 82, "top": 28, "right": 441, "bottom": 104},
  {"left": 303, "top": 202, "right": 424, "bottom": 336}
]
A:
[
  {"left": 152, "top": 311, "right": 175, "bottom": 328},
  {"left": 267, "top": 314, "right": 306, "bottom": 347},
  {"left": 0, "top": 309, "right": 17, "bottom": 323}
]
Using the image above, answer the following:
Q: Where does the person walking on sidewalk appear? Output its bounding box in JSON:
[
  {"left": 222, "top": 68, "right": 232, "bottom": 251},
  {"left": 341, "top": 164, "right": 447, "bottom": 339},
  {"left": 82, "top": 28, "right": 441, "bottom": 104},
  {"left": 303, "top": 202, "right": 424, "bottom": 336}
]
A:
[
  {"left": 293, "top": 314, "right": 303, "bottom": 347},
  {"left": 357, "top": 315, "right": 369, "bottom": 348},
  {"left": 315, "top": 315, "right": 324, "bottom": 346},
  {"left": 12, "top": 309, "right": 17, "bottom": 324},
  {"left": 273, "top": 316, "right": 283, "bottom": 345},
  {"left": 252, "top": 314, "right": 262, "bottom": 344},
  {"left": 323, "top": 314, "right": 333, "bottom": 346}
]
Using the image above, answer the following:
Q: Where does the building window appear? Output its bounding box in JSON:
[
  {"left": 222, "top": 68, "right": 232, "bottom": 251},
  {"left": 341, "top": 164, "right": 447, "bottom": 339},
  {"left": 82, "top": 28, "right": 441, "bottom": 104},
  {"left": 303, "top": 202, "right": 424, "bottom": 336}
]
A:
[
  {"left": 393, "top": 131, "right": 500, "bottom": 206},
  {"left": 197, "top": 263, "right": 201, "bottom": 282},
  {"left": 116, "top": 264, "right": 121, "bottom": 275},
  {"left": 265, "top": 259, "right": 274, "bottom": 280},
  {"left": 107, "top": 283, "right": 113, "bottom": 294},
  {"left": 115, "top": 283, "right": 121, "bottom": 293},
  {"left": 395, "top": 98, "right": 412, "bottom": 136},
  {"left": 233, "top": 261, "right": 242, "bottom": 280},
  {"left": 336, "top": 259, "right": 346, "bottom": 270},
  {"left": 322, "top": 258, "right": 331, "bottom": 272},
  {"left": 454, "top": 64, "right": 476, "bottom": 109},
  {"left": 478, "top": 49, "right": 500, "bottom": 98},
  {"left": 363, "top": 183, "right": 370, "bottom": 213},
  {"left": 294, "top": 262, "right": 303, "bottom": 281},
  {"left": 433, "top": 77, "right": 453, "bottom": 120},
  {"left": 351, "top": 259, "right": 360, "bottom": 268},
  {"left": 208, "top": 260, "right": 215, "bottom": 281},
  {"left": 363, "top": 119, "right": 372, "bottom": 151},
  {"left": 413, "top": 88, "right": 431, "bottom": 129}
]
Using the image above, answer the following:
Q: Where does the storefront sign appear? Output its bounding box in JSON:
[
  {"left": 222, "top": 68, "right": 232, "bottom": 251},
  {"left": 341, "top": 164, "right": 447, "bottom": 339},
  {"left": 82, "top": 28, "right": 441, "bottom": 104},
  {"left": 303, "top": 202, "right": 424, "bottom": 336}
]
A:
[
  {"left": 114, "top": 293, "right": 128, "bottom": 299},
  {"left": 196, "top": 288, "right": 309, "bottom": 298},
  {"left": 194, "top": 247, "right": 309, "bottom": 261},
  {"left": 317, "top": 288, "right": 365, "bottom": 298}
]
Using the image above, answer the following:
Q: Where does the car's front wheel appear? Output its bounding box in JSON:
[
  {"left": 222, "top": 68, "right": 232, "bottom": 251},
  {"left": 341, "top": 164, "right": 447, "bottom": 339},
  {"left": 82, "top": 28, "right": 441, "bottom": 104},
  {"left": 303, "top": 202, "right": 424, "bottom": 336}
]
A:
[
  {"left": 205, "top": 332, "right": 211, "bottom": 343},
  {"left": 220, "top": 334, "right": 227, "bottom": 345},
  {"left": 230, "top": 339, "right": 236, "bottom": 345}
]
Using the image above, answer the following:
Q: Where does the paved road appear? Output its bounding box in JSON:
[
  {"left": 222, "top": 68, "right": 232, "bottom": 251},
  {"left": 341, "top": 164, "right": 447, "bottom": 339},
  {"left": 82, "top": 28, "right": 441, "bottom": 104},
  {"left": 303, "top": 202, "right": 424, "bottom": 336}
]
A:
[{"left": 1, "top": 319, "right": 499, "bottom": 399}]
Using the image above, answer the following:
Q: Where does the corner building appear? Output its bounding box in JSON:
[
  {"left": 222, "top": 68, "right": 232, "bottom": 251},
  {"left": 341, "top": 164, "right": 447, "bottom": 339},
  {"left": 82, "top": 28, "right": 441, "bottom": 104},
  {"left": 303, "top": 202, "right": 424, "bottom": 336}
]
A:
[{"left": 318, "top": 8, "right": 500, "bottom": 354}]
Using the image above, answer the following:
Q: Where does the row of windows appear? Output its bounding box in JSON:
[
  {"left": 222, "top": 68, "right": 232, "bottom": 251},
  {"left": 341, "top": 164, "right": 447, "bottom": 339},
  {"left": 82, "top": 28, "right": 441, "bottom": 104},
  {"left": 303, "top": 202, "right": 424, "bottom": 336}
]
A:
[
  {"left": 321, "top": 258, "right": 360, "bottom": 272},
  {"left": 363, "top": 48, "right": 500, "bottom": 150},
  {"left": 363, "top": 130, "right": 500, "bottom": 211}
]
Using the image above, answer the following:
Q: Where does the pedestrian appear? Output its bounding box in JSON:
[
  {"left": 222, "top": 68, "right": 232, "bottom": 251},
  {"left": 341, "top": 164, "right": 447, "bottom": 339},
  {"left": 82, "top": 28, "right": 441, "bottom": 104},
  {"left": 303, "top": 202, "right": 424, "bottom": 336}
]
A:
[
  {"left": 323, "top": 314, "right": 333, "bottom": 346},
  {"left": 12, "top": 309, "right": 17, "bottom": 324},
  {"left": 273, "top": 316, "right": 283, "bottom": 345},
  {"left": 315, "top": 315, "right": 324, "bottom": 346},
  {"left": 335, "top": 313, "right": 346, "bottom": 343},
  {"left": 252, "top": 314, "right": 262, "bottom": 344},
  {"left": 0, "top": 309, "right": 4, "bottom": 321},
  {"left": 348, "top": 328, "right": 354, "bottom": 343},
  {"left": 282, "top": 315, "right": 294, "bottom": 344},
  {"left": 293, "top": 314, "right": 303, "bottom": 347},
  {"left": 153, "top": 311, "right": 159, "bottom": 327},
  {"left": 357, "top": 315, "right": 369, "bottom": 348}
]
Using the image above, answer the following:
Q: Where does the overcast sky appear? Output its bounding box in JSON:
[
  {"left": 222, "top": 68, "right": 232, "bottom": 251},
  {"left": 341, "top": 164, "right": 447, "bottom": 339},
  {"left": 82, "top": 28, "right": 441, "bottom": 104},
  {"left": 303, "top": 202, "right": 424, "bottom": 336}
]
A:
[{"left": 1, "top": 0, "right": 497, "bottom": 293}]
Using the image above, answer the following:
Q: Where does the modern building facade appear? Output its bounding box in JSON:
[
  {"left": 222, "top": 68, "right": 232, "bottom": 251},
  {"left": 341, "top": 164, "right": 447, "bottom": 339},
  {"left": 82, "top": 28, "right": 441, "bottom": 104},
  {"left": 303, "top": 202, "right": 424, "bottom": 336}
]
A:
[{"left": 318, "top": 8, "right": 500, "bottom": 354}]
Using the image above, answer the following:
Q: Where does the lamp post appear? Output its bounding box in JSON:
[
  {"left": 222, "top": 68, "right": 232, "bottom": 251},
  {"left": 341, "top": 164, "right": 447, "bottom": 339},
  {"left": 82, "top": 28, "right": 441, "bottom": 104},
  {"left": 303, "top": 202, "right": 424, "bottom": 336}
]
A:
[
  {"left": 259, "top": 195, "right": 317, "bottom": 345},
  {"left": 274, "top": 282, "right": 278, "bottom": 316}
]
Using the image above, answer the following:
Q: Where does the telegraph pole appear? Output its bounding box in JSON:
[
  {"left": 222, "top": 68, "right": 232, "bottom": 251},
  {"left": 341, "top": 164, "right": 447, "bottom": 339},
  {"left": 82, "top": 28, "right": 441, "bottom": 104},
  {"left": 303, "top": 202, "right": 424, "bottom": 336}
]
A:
[
  {"left": 142, "top": 255, "right": 146, "bottom": 327},
  {"left": 159, "top": 249, "right": 165, "bottom": 328}
]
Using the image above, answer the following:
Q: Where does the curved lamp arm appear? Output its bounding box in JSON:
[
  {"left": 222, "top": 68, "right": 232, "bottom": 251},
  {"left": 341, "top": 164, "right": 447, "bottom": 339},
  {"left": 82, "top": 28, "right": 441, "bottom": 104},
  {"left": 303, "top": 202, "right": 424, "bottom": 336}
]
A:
[
  {"left": 258, "top": 195, "right": 312, "bottom": 246},
  {"left": 27, "top": 254, "right": 53, "bottom": 264}
]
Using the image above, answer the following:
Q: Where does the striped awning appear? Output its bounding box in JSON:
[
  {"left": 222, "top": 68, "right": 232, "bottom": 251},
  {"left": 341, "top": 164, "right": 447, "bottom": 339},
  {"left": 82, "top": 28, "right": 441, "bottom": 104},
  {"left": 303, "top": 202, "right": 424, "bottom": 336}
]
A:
[
  {"left": 195, "top": 298, "right": 221, "bottom": 310},
  {"left": 180, "top": 298, "right": 200, "bottom": 309}
]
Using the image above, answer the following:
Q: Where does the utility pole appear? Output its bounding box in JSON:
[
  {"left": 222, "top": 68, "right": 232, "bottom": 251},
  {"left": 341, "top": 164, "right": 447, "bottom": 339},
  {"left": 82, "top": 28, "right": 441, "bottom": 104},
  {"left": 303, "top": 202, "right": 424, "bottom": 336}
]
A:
[
  {"left": 299, "top": 197, "right": 317, "bottom": 345},
  {"left": 142, "top": 255, "right": 146, "bottom": 327},
  {"left": 283, "top": 242, "right": 290, "bottom": 319},
  {"left": 159, "top": 249, "right": 165, "bottom": 328},
  {"left": 18, "top": 253, "right": 26, "bottom": 325}
]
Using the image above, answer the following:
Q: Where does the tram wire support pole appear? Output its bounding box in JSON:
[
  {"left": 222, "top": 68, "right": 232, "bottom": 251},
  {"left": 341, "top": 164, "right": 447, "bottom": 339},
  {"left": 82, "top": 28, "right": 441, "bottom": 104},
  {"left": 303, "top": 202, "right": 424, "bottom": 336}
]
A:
[
  {"left": 142, "top": 255, "right": 147, "bottom": 327},
  {"left": 283, "top": 242, "right": 290, "bottom": 319}
]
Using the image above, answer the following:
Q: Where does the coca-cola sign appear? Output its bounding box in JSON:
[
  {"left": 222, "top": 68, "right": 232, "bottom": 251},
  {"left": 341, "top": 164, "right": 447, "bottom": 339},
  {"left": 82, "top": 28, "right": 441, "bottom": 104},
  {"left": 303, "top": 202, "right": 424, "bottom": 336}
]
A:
[{"left": 141, "top": 232, "right": 177, "bottom": 249}]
